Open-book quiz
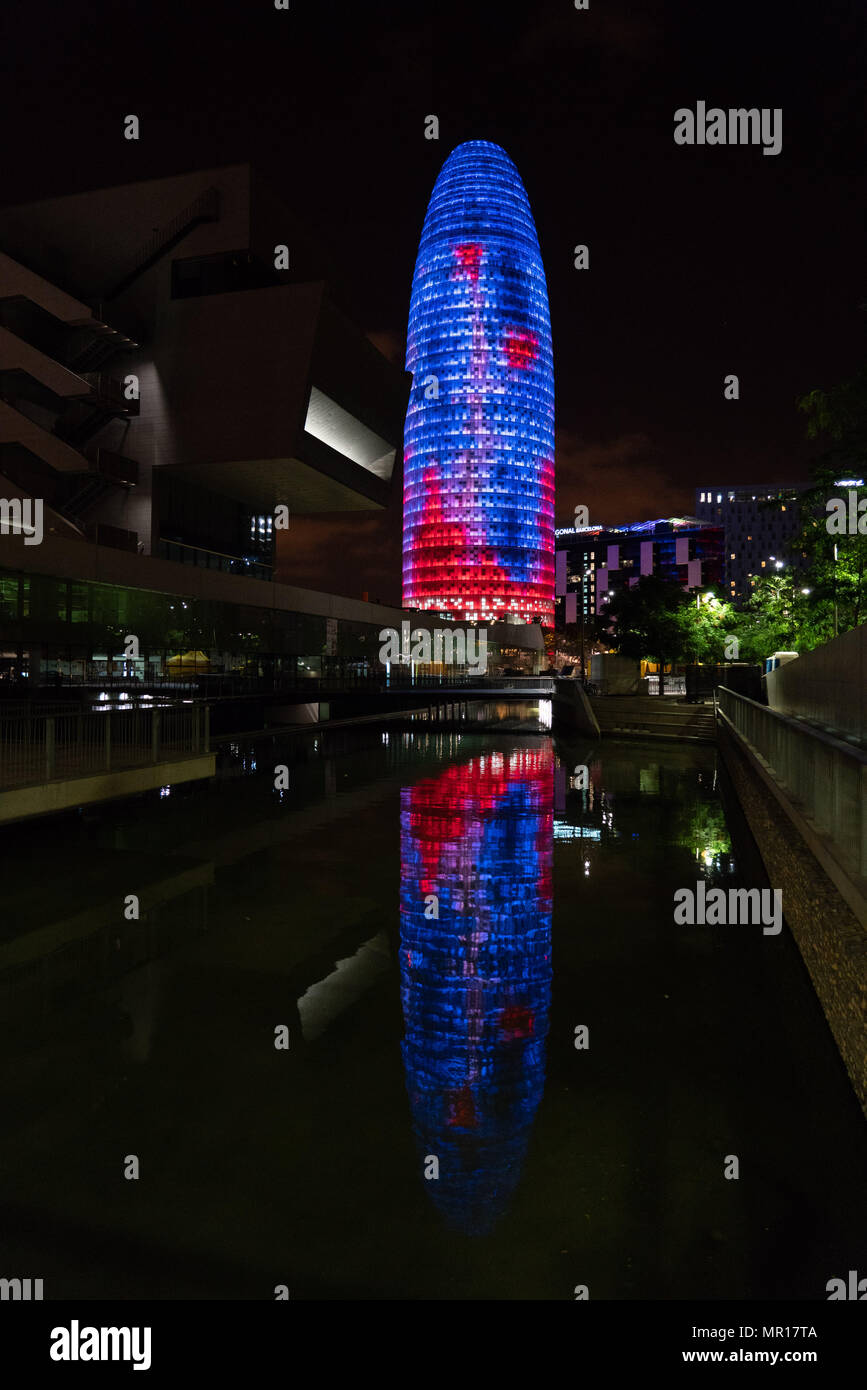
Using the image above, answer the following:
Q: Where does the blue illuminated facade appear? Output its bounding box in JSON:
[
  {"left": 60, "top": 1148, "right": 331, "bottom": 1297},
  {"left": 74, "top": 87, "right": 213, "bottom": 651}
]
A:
[
  {"left": 402, "top": 141, "right": 555, "bottom": 625},
  {"left": 400, "top": 747, "right": 553, "bottom": 1233}
]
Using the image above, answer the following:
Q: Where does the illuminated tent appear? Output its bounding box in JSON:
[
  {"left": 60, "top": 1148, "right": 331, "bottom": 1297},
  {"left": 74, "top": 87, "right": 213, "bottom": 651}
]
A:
[{"left": 165, "top": 650, "right": 211, "bottom": 669}]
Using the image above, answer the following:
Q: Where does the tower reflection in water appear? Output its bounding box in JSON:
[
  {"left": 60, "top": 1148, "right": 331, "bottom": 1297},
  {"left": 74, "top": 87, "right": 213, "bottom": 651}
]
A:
[{"left": 400, "top": 745, "right": 553, "bottom": 1235}]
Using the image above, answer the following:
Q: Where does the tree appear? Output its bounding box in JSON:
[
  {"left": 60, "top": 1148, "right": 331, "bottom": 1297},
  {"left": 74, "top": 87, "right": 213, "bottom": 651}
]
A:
[
  {"left": 604, "top": 576, "right": 691, "bottom": 691},
  {"left": 605, "top": 577, "right": 736, "bottom": 686},
  {"left": 689, "top": 587, "right": 735, "bottom": 663},
  {"left": 732, "top": 574, "right": 800, "bottom": 661},
  {"left": 788, "top": 363, "right": 867, "bottom": 642}
]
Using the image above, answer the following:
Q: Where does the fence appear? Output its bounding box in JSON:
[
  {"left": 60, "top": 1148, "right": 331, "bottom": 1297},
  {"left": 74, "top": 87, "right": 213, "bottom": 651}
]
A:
[
  {"left": 717, "top": 685, "right": 867, "bottom": 880},
  {"left": 379, "top": 673, "right": 553, "bottom": 691},
  {"left": 645, "top": 675, "right": 687, "bottom": 696},
  {"left": 0, "top": 704, "right": 210, "bottom": 791},
  {"left": 16, "top": 670, "right": 553, "bottom": 700}
]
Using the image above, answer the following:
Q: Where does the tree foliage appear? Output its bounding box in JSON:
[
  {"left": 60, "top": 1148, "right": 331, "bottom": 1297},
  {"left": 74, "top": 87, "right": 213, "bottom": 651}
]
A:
[{"left": 604, "top": 576, "right": 734, "bottom": 668}]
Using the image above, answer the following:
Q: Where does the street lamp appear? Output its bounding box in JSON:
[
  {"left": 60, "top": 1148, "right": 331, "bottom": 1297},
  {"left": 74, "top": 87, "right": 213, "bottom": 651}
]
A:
[
  {"left": 579, "top": 567, "right": 593, "bottom": 683},
  {"left": 833, "top": 542, "right": 839, "bottom": 637}
]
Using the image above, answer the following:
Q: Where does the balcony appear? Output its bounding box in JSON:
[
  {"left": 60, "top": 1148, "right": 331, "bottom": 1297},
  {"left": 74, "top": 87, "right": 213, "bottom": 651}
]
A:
[
  {"left": 78, "top": 372, "right": 140, "bottom": 417},
  {"left": 157, "top": 538, "right": 273, "bottom": 581}
]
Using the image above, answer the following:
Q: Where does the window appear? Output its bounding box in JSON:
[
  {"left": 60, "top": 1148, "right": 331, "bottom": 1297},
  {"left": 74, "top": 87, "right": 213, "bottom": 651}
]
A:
[
  {"left": 69, "top": 582, "right": 89, "bottom": 623},
  {"left": 172, "top": 250, "right": 278, "bottom": 298},
  {"left": 0, "top": 576, "right": 19, "bottom": 620}
]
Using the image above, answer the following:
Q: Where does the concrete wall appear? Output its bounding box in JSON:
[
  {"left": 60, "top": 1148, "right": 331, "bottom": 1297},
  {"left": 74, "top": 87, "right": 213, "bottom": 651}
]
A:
[
  {"left": 0, "top": 753, "right": 215, "bottom": 825},
  {"left": 553, "top": 679, "right": 600, "bottom": 736},
  {"left": 0, "top": 166, "right": 253, "bottom": 303},
  {"left": 137, "top": 281, "right": 322, "bottom": 474},
  {"left": 765, "top": 624, "right": 866, "bottom": 744},
  {"left": 718, "top": 720, "right": 867, "bottom": 1117},
  {"left": 591, "top": 653, "right": 643, "bottom": 694}
]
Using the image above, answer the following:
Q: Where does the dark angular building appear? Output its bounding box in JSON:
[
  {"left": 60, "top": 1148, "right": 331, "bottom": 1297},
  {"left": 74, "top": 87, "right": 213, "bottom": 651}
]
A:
[{"left": 0, "top": 164, "right": 420, "bottom": 689}]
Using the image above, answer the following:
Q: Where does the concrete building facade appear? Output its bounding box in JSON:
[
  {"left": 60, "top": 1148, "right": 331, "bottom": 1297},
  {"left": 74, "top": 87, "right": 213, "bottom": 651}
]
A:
[
  {"left": 694, "top": 483, "right": 806, "bottom": 604},
  {"left": 554, "top": 517, "right": 724, "bottom": 625}
]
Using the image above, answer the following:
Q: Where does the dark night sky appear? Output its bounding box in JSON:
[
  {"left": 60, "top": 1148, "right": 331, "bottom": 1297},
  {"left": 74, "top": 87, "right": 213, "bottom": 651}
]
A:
[{"left": 1, "top": 0, "right": 865, "bottom": 604}]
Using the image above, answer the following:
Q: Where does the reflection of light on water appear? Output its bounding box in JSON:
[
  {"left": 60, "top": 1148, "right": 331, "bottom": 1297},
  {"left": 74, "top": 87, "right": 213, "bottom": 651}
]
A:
[
  {"left": 400, "top": 746, "right": 553, "bottom": 1235},
  {"left": 553, "top": 823, "right": 603, "bottom": 841},
  {"left": 538, "top": 699, "right": 552, "bottom": 729}
]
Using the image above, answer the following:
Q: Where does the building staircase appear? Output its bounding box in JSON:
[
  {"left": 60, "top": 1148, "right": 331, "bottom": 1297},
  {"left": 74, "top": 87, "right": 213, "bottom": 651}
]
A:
[{"left": 589, "top": 695, "right": 717, "bottom": 743}]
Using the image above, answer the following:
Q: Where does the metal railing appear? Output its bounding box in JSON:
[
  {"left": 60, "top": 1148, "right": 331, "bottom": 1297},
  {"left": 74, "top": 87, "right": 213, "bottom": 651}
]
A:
[
  {"left": 8, "top": 671, "right": 554, "bottom": 702},
  {"left": 646, "top": 675, "right": 687, "bottom": 696},
  {"left": 79, "top": 373, "right": 141, "bottom": 414},
  {"left": 157, "top": 538, "right": 273, "bottom": 580},
  {"left": 377, "top": 673, "right": 552, "bottom": 691},
  {"left": 100, "top": 187, "right": 221, "bottom": 303},
  {"left": 717, "top": 686, "right": 867, "bottom": 879},
  {"left": 0, "top": 704, "right": 210, "bottom": 791}
]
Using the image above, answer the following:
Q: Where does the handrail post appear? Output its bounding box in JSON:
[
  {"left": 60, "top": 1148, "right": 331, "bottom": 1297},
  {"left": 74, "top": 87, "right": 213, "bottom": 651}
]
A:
[
  {"left": 152, "top": 710, "right": 161, "bottom": 763},
  {"left": 45, "top": 717, "right": 55, "bottom": 780},
  {"left": 105, "top": 713, "right": 112, "bottom": 771},
  {"left": 860, "top": 760, "right": 867, "bottom": 878}
]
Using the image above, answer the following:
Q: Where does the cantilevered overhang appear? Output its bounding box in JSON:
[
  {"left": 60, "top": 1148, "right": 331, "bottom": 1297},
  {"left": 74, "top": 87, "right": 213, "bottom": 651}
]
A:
[
  {"left": 0, "top": 400, "right": 90, "bottom": 473},
  {"left": 304, "top": 386, "right": 395, "bottom": 482},
  {"left": 0, "top": 251, "right": 94, "bottom": 326},
  {"left": 0, "top": 253, "right": 138, "bottom": 345},
  {"left": 0, "top": 327, "right": 92, "bottom": 398},
  {"left": 165, "top": 426, "right": 391, "bottom": 513}
]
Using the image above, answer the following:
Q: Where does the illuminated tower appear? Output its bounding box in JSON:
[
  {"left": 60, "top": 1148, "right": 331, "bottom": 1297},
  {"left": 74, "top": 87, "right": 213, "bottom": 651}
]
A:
[{"left": 402, "top": 140, "right": 555, "bottom": 625}]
